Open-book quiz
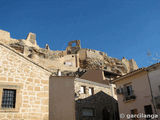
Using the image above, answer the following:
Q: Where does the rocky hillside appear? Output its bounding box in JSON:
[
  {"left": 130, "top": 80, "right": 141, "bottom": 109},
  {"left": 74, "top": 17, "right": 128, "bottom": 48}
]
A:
[{"left": 0, "top": 30, "right": 138, "bottom": 75}]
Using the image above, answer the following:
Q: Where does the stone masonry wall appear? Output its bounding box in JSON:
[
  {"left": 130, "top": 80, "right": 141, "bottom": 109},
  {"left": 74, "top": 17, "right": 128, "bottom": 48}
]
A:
[
  {"left": 74, "top": 78, "right": 119, "bottom": 120},
  {"left": 0, "top": 43, "right": 51, "bottom": 120},
  {"left": 74, "top": 78, "right": 112, "bottom": 100}
]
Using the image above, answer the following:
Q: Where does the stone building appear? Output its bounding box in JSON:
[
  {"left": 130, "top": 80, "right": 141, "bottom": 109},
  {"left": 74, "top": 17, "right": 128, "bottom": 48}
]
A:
[
  {"left": 75, "top": 78, "right": 119, "bottom": 120},
  {"left": 74, "top": 69, "right": 121, "bottom": 120},
  {"left": 79, "top": 69, "right": 119, "bottom": 100},
  {"left": 0, "top": 41, "right": 118, "bottom": 120},
  {"left": 0, "top": 42, "right": 51, "bottom": 120},
  {"left": 0, "top": 29, "right": 139, "bottom": 120},
  {"left": 0, "top": 42, "right": 76, "bottom": 120}
]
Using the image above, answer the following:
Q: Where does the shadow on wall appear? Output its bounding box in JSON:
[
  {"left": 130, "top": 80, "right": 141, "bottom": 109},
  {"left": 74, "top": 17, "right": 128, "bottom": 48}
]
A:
[{"left": 76, "top": 91, "right": 120, "bottom": 120}]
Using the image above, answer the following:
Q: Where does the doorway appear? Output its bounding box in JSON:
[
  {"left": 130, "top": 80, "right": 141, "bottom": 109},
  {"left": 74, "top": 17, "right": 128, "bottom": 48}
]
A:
[{"left": 102, "top": 107, "right": 110, "bottom": 120}]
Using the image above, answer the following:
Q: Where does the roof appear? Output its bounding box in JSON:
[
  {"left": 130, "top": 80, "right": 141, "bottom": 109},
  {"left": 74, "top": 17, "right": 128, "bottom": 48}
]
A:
[
  {"left": 146, "top": 62, "right": 160, "bottom": 70},
  {"left": 80, "top": 69, "right": 110, "bottom": 85},
  {"left": 0, "top": 42, "right": 53, "bottom": 73},
  {"left": 112, "top": 62, "right": 160, "bottom": 83},
  {"left": 112, "top": 68, "right": 145, "bottom": 83},
  {"left": 75, "top": 78, "right": 111, "bottom": 88}
]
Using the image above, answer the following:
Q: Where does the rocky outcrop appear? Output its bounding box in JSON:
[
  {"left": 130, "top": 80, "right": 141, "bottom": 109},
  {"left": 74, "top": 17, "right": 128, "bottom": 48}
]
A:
[
  {"left": 0, "top": 30, "right": 138, "bottom": 75},
  {"left": 78, "top": 49, "right": 138, "bottom": 75}
]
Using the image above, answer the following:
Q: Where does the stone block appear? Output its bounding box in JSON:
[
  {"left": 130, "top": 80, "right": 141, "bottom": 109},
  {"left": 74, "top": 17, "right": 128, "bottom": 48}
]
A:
[
  {"left": 0, "top": 30, "right": 10, "bottom": 41},
  {"left": 35, "top": 86, "right": 40, "bottom": 91},
  {"left": 26, "top": 32, "right": 37, "bottom": 45}
]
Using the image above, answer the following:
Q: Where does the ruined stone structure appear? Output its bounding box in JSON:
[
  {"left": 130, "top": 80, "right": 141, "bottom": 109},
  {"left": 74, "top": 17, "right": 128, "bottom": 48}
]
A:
[
  {"left": 66, "top": 40, "right": 81, "bottom": 54},
  {"left": 0, "top": 30, "right": 138, "bottom": 76},
  {"left": 0, "top": 29, "right": 138, "bottom": 120}
]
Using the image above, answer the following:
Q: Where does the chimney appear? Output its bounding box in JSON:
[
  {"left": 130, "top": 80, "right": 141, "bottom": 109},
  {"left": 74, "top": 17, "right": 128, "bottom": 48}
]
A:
[{"left": 57, "top": 69, "right": 61, "bottom": 76}]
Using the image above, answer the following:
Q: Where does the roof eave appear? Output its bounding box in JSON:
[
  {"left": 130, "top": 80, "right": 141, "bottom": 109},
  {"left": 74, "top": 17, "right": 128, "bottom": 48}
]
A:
[{"left": 111, "top": 68, "right": 145, "bottom": 83}]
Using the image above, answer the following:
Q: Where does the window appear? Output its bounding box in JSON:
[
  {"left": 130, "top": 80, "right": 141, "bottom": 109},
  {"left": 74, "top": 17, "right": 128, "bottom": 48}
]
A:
[
  {"left": 80, "top": 86, "right": 86, "bottom": 94},
  {"left": 131, "top": 109, "right": 138, "bottom": 120},
  {"left": 1, "top": 89, "right": 16, "bottom": 108},
  {"left": 82, "top": 108, "right": 95, "bottom": 117},
  {"left": 64, "top": 62, "right": 72, "bottom": 66},
  {"left": 123, "top": 84, "right": 134, "bottom": 96},
  {"left": 123, "top": 84, "right": 136, "bottom": 101},
  {"left": 89, "top": 87, "right": 94, "bottom": 95},
  {"left": 0, "top": 83, "right": 22, "bottom": 112},
  {"left": 126, "top": 85, "right": 133, "bottom": 96},
  {"left": 71, "top": 42, "right": 76, "bottom": 47},
  {"left": 114, "top": 88, "right": 117, "bottom": 95},
  {"left": 144, "top": 105, "right": 153, "bottom": 120}
]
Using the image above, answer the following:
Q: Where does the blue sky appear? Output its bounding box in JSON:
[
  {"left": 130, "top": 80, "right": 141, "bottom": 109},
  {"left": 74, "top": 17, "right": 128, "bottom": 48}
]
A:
[{"left": 0, "top": 0, "right": 160, "bottom": 67}]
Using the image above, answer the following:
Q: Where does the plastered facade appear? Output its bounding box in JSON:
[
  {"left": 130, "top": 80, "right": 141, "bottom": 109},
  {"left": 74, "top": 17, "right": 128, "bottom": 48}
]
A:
[
  {"left": 113, "top": 70, "right": 156, "bottom": 120},
  {"left": 148, "top": 64, "right": 160, "bottom": 118}
]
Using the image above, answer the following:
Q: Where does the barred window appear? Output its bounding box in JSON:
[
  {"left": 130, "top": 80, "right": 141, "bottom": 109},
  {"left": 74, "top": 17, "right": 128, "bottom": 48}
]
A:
[{"left": 1, "top": 89, "right": 16, "bottom": 108}]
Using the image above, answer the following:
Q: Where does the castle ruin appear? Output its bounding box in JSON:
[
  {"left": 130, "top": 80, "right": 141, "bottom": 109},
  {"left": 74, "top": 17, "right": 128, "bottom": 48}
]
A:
[{"left": 0, "top": 30, "right": 138, "bottom": 75}]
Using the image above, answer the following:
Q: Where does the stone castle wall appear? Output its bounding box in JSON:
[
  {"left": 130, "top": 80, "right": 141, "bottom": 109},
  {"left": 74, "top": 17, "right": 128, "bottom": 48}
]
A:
[
  {"left": 0, "top": 30, "right": 18, "bottom": 45},
  {"left": 0, "top": 29, "right": 123, "bottom": 120},
  {"left": 0, "top": 29, "right": 138, "bottom": 75}
]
